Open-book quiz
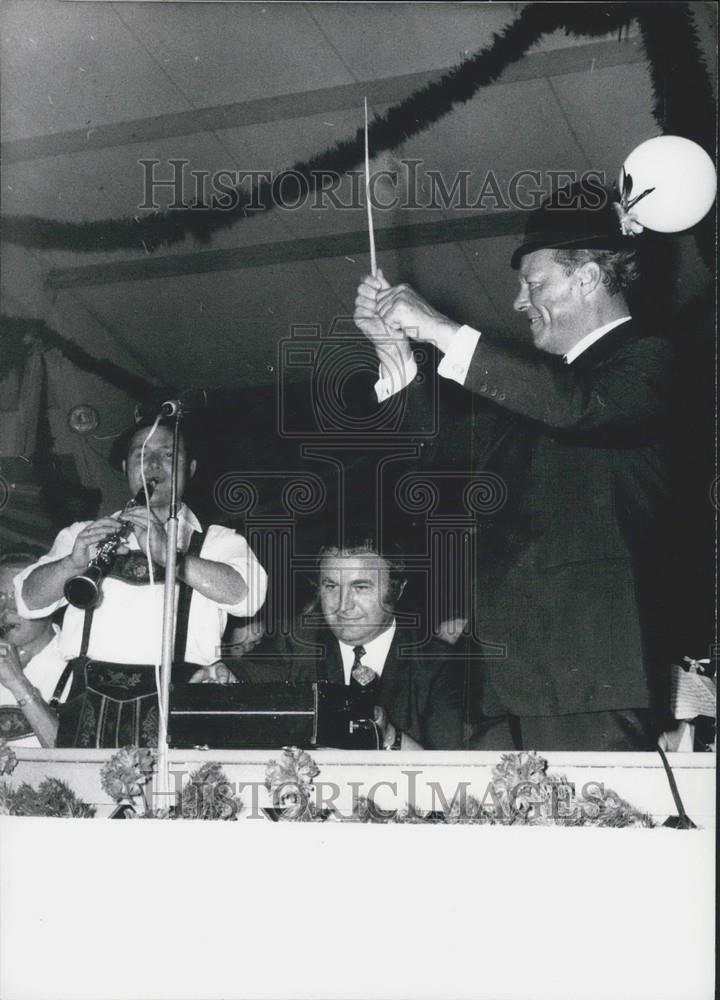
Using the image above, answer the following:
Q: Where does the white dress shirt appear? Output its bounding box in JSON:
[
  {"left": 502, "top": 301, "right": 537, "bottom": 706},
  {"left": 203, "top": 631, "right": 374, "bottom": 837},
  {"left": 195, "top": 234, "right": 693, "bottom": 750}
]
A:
[
  {"left": 375, "top": 352, "right": 418, "bottom": 401},
  {"left": 562, "top": 316, "right": 631, "bottom": 364},
  {"left": 374, "top": 316, "right": 633, "bottom": 400}
]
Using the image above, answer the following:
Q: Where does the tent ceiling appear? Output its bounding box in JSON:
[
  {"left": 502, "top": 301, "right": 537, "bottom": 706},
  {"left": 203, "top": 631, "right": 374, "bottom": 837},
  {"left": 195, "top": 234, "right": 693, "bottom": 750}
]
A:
[{"left": 1, "top": 2, "right": 715, "bottom": 391}]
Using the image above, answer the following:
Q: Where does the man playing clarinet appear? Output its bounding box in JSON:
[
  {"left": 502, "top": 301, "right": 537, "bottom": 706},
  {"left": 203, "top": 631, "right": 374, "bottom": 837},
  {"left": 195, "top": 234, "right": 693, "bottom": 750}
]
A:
[{"left": 13, "top": 415, "right": 267, "bottom": 747}]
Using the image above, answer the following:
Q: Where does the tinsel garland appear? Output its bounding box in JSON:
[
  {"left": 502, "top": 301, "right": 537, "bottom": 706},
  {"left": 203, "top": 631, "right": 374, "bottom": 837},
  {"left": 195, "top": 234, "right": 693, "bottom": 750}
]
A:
[
  {"left": 636, "top": 4, "right": 716, "bottom": 266},
  {"left": 1, "top": 314, "right": 157, "bottom": 399},
  {"left": 1, "top": 3, "right": 713, "bottom": 256},
  {"left": 637, "top": 4, "right": 716, "bottom": 152}
]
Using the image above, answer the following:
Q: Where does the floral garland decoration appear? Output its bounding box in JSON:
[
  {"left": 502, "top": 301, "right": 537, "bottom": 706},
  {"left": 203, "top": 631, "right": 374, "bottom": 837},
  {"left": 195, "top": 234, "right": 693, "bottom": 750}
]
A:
[
  {"left": 2, "top": 4, "right": 713, "bottom": 255},
  {"left": 0, "top": 742, "right": 241, "bottom": 821},
  {"left": 0, "top": 740, "right": 683, "bottom": 827},
  {"left": 99, "top": 747, "right": 243, "bottom": 819},
  {"left": 467, "top": 752, "right": 653, "bottom": 827},
  {"left": 100, "top": 746, "right": 157, "bottom": 816},
  {"left": 0, "top": 776, "right": 96, "bottom": 818},
  {"left": 1, "top": 740, "right": 96, "bottom": 817},
  {"left": 266, "top": 748, "right": 654, "bottom": 827},
  {"left": 180, "top": 761, "right": 243, "bottom": 820},
  {"left": 264, "top": 746, "right": 322, "bottom": 821}
]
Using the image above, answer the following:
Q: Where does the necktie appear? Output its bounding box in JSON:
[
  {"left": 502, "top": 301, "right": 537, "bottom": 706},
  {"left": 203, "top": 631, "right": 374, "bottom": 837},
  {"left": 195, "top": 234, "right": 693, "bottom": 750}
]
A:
[{"left": 350, "top": 644, "right": 378, "bottom": 692}]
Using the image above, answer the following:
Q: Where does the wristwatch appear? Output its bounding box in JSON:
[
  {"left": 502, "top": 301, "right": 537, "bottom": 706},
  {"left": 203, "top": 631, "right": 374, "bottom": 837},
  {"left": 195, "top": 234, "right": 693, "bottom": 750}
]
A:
[
  {"left": 17, "top": 686, "right": 39, "bottom": 708},
  {"left": 384, "top": 726, "right": 403, "bottom": 750}
]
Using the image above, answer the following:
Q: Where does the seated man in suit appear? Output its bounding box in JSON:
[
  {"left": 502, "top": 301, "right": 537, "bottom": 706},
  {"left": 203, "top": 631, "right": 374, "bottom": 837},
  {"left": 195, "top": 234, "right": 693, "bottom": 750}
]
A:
[
  {"left": 14, "top": 415, "right": 267, "bottom": 747},
  {"left": 238, "top": 535, "right": 464, "bottom": 750}
]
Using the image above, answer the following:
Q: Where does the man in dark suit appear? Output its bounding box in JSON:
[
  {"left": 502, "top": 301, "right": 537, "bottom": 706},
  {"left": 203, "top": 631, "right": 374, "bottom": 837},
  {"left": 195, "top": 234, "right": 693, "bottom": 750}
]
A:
[
  {"left": 237, "top": 537, "right": 464, "bottom": 750},
  {"left": 354, "top": 185, "right": 672, "bottom": 751}
]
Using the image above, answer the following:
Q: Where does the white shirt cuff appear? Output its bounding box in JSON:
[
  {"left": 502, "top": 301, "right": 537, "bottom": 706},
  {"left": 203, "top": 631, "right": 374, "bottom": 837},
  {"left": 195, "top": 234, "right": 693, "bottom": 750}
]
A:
[
  {"left": 374, "top": 349, "right": 418, "bottom": 402},
  {"left": 436, "top": 325, "right": 481, "bottom": 385}
]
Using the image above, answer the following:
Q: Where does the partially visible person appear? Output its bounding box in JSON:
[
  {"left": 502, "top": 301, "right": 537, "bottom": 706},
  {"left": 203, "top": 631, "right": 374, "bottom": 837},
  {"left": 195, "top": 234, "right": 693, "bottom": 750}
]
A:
[
  {"left": 0, "top": 551, "right": 66, "bottom": 747},
  {"left": 189, "top": 619, "right": 268, "bottom": 685},
  {"left": 240, "top": 535, "right": 465, "bottom": 749},
  {"left": 225, "top": 618, "right": 267, "bottom": 658},
  {"left": 14, "top": 416, "right": 268, "bottom": 747}
]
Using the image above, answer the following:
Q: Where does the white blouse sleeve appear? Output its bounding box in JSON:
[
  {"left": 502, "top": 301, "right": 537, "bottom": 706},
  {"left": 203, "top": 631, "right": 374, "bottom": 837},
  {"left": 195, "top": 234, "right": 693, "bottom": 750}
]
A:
[{"left": 200, "top": 525, "right": 268, "bottom": 617}]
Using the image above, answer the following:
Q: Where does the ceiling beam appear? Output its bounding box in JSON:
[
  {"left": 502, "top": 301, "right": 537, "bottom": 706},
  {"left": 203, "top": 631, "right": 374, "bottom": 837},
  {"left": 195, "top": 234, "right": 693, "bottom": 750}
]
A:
[
  {"left": 45, "top": 211, "right": 527, "bottom": 289},
  {"left": 2, "top": 38, "right": 645, "bottom": 163}
]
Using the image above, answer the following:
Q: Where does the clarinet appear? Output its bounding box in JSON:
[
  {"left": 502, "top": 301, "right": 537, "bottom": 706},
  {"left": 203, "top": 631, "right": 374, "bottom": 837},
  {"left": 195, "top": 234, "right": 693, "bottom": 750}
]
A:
[{"left": 63, "top": 480, "right": 157, "bottom": 610}]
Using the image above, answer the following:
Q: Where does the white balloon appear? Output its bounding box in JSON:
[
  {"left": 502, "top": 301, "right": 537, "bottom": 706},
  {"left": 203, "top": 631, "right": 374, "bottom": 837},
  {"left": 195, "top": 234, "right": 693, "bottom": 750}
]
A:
[{"left": 619, "top": 135, "right": 716, "bottom": 233}]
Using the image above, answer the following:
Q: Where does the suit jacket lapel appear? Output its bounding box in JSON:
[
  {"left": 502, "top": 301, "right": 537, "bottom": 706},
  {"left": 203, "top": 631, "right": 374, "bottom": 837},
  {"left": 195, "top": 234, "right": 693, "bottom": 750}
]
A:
[
  {"left": 323, "top": 637, "right": 345, "bottom": 685},
  {"left": 571, "top": 319, "right": 637, "bottom": 371},
  {"left": 379, "top": 631, "right": 411, "bottom": 708}
]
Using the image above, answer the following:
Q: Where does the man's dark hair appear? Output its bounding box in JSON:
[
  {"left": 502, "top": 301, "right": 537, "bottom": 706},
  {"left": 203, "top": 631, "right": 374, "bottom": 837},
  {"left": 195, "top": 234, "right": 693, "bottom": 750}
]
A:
[
  {"left": 109, "top": 416, "right": 197, "bottom": 472},
  {"left": 552, "top": 248, "right": 640, "bottom": 296},
  {"left": 317, "top": 536, "right": 407, "bottom": 604}
]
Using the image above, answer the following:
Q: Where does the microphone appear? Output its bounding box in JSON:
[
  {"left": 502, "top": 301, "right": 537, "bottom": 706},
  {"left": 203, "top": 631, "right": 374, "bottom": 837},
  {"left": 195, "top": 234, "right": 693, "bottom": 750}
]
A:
[
  {"left": 150, "top": 386, "right": 244, "bottom": 417},
  {"left": 160, "top": 390, "right": 208, "bottom": 416}
]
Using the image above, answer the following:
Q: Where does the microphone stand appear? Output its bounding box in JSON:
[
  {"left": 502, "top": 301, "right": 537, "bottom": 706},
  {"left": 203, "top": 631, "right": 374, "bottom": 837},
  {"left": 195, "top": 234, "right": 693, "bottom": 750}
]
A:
[{"left": 153, "top": 401, "right": 183, "bottom": 813}]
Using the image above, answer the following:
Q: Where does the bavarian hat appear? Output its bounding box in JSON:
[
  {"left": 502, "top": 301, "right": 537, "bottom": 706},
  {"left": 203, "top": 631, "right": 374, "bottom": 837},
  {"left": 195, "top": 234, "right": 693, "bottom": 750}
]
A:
[
  {"left": 510, "top": 181, "right": 638, "bottom": 268},
  {"left": 109, "top": 391, "right": 197, "bottom": 471}
]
